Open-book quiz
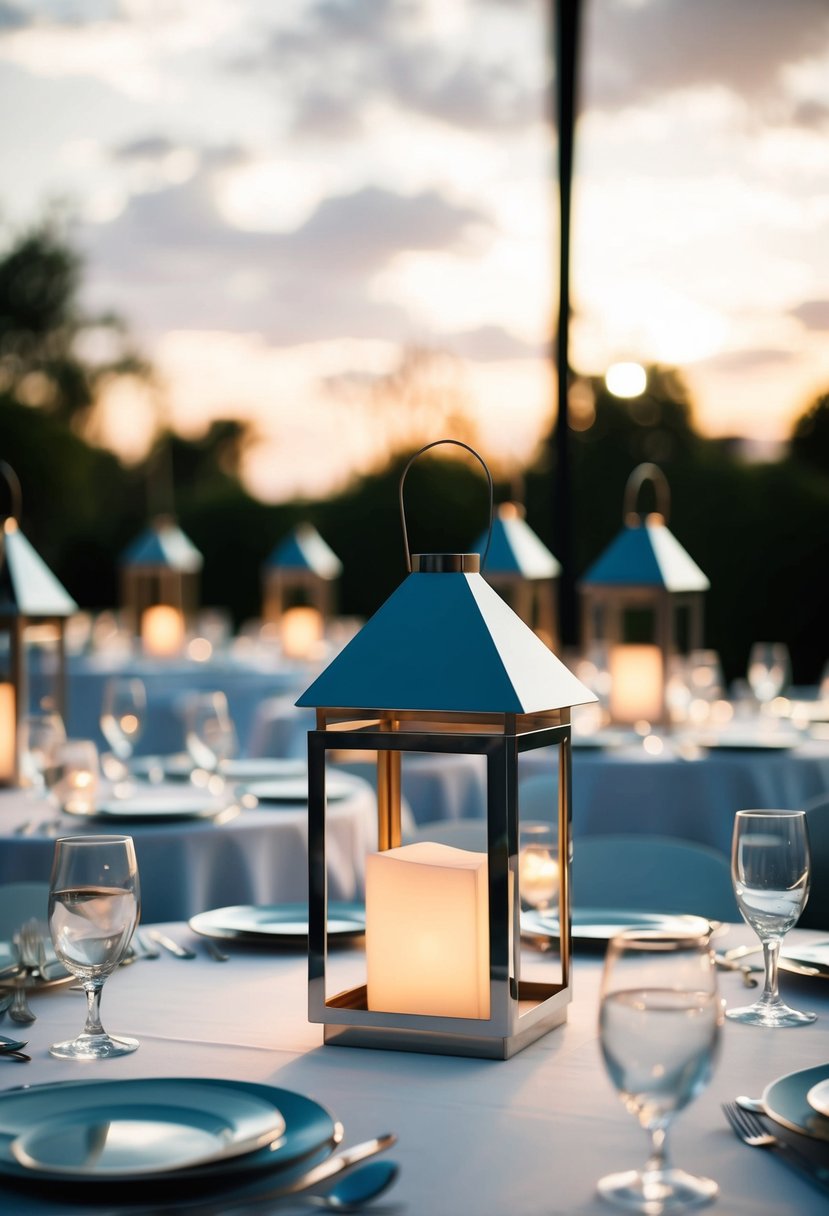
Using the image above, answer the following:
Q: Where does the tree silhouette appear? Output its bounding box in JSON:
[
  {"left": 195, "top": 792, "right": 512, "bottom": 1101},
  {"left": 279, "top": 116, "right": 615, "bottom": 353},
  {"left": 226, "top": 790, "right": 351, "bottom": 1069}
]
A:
[
  {"left": 790, "top": 390, "right": 829, "bottom": 477},
  {"left": 0, "top": 217, "right": 150, "bottom": 433}
]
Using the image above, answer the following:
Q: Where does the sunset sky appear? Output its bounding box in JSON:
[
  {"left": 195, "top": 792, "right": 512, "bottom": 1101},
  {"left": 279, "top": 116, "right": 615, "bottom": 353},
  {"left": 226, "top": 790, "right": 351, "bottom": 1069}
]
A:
[{"left": 2, "top": 0, "right": 829, "bottom": 500}]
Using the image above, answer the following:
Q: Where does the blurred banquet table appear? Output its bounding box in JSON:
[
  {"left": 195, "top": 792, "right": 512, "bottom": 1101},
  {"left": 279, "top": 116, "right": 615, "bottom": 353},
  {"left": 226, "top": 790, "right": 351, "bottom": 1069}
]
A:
[
  {"left": 31, "top": 651, "right": 315, "bottom": 758},
  {"left": 1, "top": 922, "right": 828, "bottom": 1215},
  {"left": 0, "top": 773, "right": 376, "bottom": 922}
]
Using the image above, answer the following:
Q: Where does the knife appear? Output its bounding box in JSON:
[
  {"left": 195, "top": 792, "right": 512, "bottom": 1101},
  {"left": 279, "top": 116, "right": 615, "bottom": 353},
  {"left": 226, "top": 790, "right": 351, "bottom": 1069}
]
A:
[{"left": 146, "top": 930, "right": 197, "bottom": 960}]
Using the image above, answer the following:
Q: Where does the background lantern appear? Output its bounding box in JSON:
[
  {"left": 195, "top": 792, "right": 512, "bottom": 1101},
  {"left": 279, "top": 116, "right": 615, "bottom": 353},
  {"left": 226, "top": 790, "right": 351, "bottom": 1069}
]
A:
[
  {"left": 262, "top": 523, "right": 342, "bottom": 660},
  {"left": 472, "top": 502, "right": 561, "bottom": 648},
  {"left": 579, "top": 463, "right": 709, "bottom": 727},
  {"left": 0, "top": 462, "right": 78, "bottom": 785},
  {"left": 297, "top": 441, "right": 596, "bottom": 1059},
  {"left": 119, "top": 516, "right": 203, "bottom": 657}
]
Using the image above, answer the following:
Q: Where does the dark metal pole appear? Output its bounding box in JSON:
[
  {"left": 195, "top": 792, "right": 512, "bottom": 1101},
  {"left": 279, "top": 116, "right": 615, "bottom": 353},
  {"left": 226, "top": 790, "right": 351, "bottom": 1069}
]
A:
[{"left": 552, "top": 0, "right": 582, "bottom": 649}]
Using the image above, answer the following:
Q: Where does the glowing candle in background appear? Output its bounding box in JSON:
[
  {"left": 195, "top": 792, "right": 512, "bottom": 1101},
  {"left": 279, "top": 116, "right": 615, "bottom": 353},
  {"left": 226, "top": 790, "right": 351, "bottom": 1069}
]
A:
[
  {"left": 0, "top": 683, "right": 16, "bottom": 783},
  {"left": 609, "top": 644, "right": 664, "bottom": 725},
  {"left": 366, "top": 842, "right": 490, "bottom": 1020},
  {"left": 281, "top": 606, "right": 324, "bottom": 660},
  {"left": 141, "top": 604, "right": 185, "bottom": 658}
]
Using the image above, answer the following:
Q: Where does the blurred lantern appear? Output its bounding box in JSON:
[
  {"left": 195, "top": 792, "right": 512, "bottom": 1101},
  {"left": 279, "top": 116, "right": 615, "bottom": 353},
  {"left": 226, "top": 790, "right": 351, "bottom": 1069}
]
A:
[
  {"left": 298, "top": 441, "right": 595, "bottom": 1058},
  {"left": 0, "top": 462, "right": 78, "bottom": 785},
  {"left": 579, "top": 464, "right": 708, "bottom": 727},
  {"left": 262, "top": 524, "right": 342, "bottom": 659},
  {"left": 119, "top": 516, "right": 202, "bottom": 658},
  {"left": 472, "top": 503, "right": 561, "bottom": 648}
]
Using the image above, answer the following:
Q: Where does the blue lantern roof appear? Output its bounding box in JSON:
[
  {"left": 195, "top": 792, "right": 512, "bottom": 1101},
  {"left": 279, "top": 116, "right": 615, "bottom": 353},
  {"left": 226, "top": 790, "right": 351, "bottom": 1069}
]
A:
[
  {"left": 120, "top": 518, "right": 203, "bottom": 572},
  {"left": 473, "top": 504, "right": 560, "bottom": 579},
  {"left": 298, "top": 562, "right": 595, "bottom": 714},
  {"left": 0, "top": 519, "right": 78, "bottom": 618},
  {"left": 581, "top": 520, "right": 709, "bottom": 592},
  {"left": 264, "top": 524, "right": 342, "bottom": 578}
]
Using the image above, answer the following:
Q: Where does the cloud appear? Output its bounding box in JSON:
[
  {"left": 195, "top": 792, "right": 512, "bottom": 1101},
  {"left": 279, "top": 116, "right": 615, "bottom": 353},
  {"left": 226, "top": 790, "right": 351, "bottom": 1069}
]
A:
[
  {"left": 80, "top": 166, "right": 493, "bottom": 345},
  {"left": 791, "top": 300, "right": 829, "bottom": 331},
  {"left": 697, "top": 348, "right": 795, "bottom": 373},
  {"left": 231, "top": 0, "right": 543, "bottom": 138},
  {"left": 443, "top": 324, "right": 541, "bottom": 362},
  {"left": 0, "top": 2, "right": 26, "bottom": 30},
  {"left": 584, "top": 0, "right": 829, "bottom": 111},
  {"left": 0, "top": 0, "right": 120, "bottom": 31}
]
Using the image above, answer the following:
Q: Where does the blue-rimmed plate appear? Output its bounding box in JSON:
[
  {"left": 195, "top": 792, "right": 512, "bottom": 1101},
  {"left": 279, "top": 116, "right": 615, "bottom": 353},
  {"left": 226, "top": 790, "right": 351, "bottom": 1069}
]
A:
[
  {"left": 763, "top": 1064, "right": 829, "bottom": 1143},
  {"left": 189, "top": 902, "right": 365, "bottom": 945},
  {"left": 521, "top": 908, "right": 712, "bottom": 945},
  {"left": 0, "top": 1078, "right": 338, "bottom": 1193}
]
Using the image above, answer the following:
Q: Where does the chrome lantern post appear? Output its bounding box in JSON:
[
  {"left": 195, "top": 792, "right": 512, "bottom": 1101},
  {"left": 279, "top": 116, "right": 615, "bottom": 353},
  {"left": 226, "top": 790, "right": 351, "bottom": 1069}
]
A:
[
  {"left": 262, "top": 524, "right": 342, "bottom": 660},
  {"left": 297, "top": 441, "right": 596, "bottom": 1058},
  {"left": 578, "top": 464, "right": 709, "bottom": 728},
  {"left": 0, "top": 462, "right": 78, "bottom": 786},
  {"left": 119, "top": 516, "right": 203, "bottom": 658}
]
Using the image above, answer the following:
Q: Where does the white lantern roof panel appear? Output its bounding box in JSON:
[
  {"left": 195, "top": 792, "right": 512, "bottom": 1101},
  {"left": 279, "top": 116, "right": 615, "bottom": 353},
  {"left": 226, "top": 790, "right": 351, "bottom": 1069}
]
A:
[
  {"left": 120, "top": 521, "right": 203, "bottom": 572},
  {"left": 0, "top": 523, "right": 78, "bottom": 617},
  {"left": 474, "top": 515, "right": 561, "bottom": 579}
]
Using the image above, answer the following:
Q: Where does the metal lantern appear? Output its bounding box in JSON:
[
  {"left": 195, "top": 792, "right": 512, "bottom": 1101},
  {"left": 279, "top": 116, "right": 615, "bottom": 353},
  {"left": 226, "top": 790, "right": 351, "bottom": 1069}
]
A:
[
  {"left": 119, "top": 516, "right": 203, "bottom": 656},
  {"left": 473, "top": 503, "right": 561, "bottom": 648},
  {"left": 0, "top": 462, "right": 78, "bottom": 785},
  {"left": 579, "top": 464, "right": 709, "bottom": 727},
  {"left": 262, "top": 524, "right": 343, "bottom": 660},
  {"left": 297, "top": 441, "right": 595, "bottom": 1059}
]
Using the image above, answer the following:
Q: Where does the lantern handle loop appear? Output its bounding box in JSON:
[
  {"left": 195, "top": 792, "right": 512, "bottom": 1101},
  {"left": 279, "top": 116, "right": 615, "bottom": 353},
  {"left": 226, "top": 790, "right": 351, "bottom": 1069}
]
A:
[
  {"left": 399, "top": 439, "right": 494, "bottom": 573},
  {"left": 0, "top": 462, "right": 22, "bottom": 523},
  {"left": 623, "top": 462, "right": 670, "bottom": 525}
]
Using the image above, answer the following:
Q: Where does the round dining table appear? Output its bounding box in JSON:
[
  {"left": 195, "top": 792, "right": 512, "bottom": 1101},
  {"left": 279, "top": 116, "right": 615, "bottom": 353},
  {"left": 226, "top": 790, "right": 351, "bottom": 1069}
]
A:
[
  {"left": 0, "top": 771, "right": 377, "bottom": 923},
  {"left": 1, "top": 920, "right": 827, "bottom": 1215}
]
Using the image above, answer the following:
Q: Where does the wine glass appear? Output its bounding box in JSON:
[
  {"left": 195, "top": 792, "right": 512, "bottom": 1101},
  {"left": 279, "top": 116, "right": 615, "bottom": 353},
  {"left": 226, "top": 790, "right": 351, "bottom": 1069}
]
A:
[
  {"left": 727, "top": 809, "right": 815, "bottom": 1027},
  {"left": 185, "top": 691, "right": 237, "bottom": 782},
  {"left": 747, "top": 643, "right": 790, "bottom": 707},
  {"left": 19, "top": 710, "right": 66, "bottom": 796},
  {"left": 518, "top": 823, "right": 559, "bottom": 915},
  {"left": 100, "top": 677, "right": 146, "bottom": 766},
  {"left": 48, "top": 835, "right": 140, "bottom": 1059},
  {"left": 52, "top": 739, "right": 100, "bottom": 816},
  {"left": 598, "top": 930, "right": 722, "bottom": 1213}
]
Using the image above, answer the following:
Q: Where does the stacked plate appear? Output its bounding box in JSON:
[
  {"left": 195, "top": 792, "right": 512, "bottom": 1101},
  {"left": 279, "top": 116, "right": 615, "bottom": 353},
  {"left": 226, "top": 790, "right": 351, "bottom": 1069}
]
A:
[
  {"left": 763, "top": 1064, "right": 829, "bottom": 1147},
  {"left": 0, "top": 1077, "right": 339, "bottom": 1200},
  {"left": 189, "top": 901, "right": 366, "bottom": 946},
  {"left": 65, "top": 789, "right": 232, "bottom": 824},
  {"left": 521, "top": 907, "right": 712, "bottom": 947}
]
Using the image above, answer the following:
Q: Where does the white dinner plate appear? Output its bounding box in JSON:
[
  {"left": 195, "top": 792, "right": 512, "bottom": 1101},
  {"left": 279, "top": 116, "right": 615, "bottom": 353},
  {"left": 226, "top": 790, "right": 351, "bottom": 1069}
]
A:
[
  {"left": 807, "top": 1079, "right": 829, "bottom": 1119},
  {"left": 763, "top": 1064, "right": 829, "bottom": 1143},
  {"left": 72, "top": 792, "right": 228, "bottom": 823},
  {"left": 0, "top": 1078, "right": 338, "bottom": 1192},
  {"left": 243, "top": 775, "right": 352, "bottom": 805},
  {"left": 780, "top": 939, "right": 829, "bottom": 978},
  {"left": 189, "top": 902, "right": 366, "bottom": 944},
  {"left": 521, "top": 908, "right": 712, "bottom": 945},
  {"left": 221, "top": 758, "right": 308, "bottom": 782}
]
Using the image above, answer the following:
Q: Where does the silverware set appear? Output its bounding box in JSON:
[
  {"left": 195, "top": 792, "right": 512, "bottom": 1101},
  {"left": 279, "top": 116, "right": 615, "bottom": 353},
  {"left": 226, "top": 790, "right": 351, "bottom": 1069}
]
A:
[{"left": 722, "top": 1100, "right": 829, "bottom": 1195}]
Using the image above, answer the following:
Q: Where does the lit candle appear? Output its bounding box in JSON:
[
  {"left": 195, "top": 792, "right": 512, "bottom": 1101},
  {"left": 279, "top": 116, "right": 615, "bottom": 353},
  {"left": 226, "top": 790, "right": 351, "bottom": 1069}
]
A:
[
  {"left": 141, "top": 604, "right": 185, "bottom": 657},
  {"left": 609, "top": 644, "right": 664, "bottom": 724},
  {"left": 0, "top": 682, "right": 16, "bottom": 783},
  {"left": 519, "top": 849, "right": 559, "bottom": 910},
  {"left": 366, "top": 842, "right": 490, "bottom": 1019},
  {"left": 281, "top": 606, "right": 323, "bottom": 660}
]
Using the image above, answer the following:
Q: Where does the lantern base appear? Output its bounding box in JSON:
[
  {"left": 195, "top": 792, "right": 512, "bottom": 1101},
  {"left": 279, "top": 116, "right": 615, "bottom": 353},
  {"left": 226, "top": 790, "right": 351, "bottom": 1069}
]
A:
[{"left": 317, "top": 981, "right": 570, "bottom": 1059}]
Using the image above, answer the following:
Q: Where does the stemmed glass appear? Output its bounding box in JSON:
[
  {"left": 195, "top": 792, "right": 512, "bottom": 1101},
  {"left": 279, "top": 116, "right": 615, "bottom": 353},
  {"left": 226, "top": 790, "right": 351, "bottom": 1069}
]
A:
[
  {"left": 727, "top": 809, "right": 815, "bottom": 1027},
  {"left": 100, "top": 677, "right": 146, "bottom": 768},
  {"left": 598, "top": 930, "right": 722, "bottom": 1213},
  {"left": 747, "top": 643, "right": 790, "bottom": 707},
  {"left": 48, "top": 835, "right": 140, "bottom": 1059},
  {"left": 185, "top": 691, "right": 237, "bottom": 783},
  {"left": 20, "top": 711, "right": 66, "bottom": 797}
]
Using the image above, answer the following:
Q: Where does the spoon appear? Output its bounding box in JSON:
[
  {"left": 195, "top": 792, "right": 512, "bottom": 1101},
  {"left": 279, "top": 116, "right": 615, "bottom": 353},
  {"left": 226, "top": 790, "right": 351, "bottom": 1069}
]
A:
[
  {"left": 737, "top": 1095, "right": 766, "bottom": 1113},
  {"left": 306, "top": 1159, "right": 399, "bottom": 1211}
]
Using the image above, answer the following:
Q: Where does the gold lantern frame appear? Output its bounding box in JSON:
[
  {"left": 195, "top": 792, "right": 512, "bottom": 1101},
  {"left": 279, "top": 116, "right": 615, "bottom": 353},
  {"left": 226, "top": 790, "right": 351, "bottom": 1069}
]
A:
[{"left": 299, "top": 441, "right": 596, "bottom": 1058}]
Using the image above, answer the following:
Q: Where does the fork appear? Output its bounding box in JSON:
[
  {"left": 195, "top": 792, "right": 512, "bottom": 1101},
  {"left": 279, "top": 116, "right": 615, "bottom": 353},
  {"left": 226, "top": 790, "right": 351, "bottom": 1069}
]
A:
[{"left": 722, "top": 1102, "right": 829, "bottom": 1194}]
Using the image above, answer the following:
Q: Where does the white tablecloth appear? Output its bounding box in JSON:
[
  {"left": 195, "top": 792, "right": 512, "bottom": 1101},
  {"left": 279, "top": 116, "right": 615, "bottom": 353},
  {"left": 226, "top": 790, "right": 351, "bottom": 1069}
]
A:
[
  {"left": 0, "top": 776, "right": 377, "bottom": 922},
  {"left": 1, "top": 923, "right": 828, "bottom": 1214}
]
